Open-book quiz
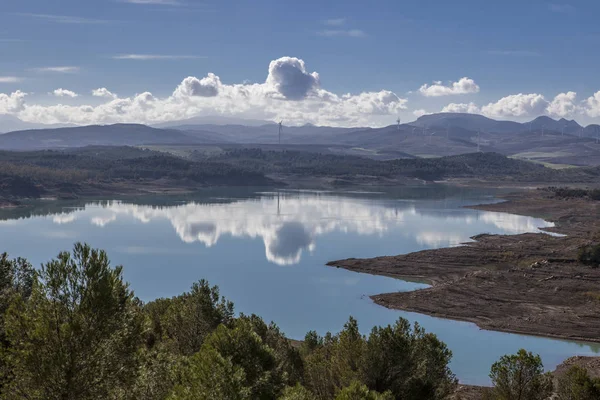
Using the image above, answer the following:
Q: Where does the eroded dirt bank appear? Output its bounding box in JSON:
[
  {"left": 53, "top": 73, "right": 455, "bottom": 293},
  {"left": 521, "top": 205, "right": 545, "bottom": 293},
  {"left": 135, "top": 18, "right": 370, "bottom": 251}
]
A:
[{"left": 327, "top": 189, "right": 600, "bottom": 342}]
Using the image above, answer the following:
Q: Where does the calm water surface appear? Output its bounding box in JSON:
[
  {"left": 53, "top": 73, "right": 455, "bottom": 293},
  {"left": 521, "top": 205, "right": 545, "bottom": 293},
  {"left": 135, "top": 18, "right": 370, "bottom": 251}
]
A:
[{"left": 0, "top": 186, "right": 597, "bottom": 385}]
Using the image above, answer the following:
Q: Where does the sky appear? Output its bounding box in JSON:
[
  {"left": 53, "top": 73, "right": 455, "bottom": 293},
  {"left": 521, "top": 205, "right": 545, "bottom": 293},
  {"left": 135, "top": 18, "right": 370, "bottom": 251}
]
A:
[{"left": 1, "top": 0, "right": 599, "bottom": 127}]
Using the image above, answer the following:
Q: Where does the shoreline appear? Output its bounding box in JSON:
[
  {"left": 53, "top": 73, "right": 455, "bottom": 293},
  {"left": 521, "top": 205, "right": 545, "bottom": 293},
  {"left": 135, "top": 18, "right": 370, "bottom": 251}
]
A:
[{"left": 327, "top": 188, "right": 600, "bottom": 343}]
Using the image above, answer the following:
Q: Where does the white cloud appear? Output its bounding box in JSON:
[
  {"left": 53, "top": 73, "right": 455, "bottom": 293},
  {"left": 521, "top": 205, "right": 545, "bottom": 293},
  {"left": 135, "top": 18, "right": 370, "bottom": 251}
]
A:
[
  {"left": 317, "top": 30, "right": 366, "bottom": 38},
  {"left": 174, "top": 74, "right": 220, "bottom": 97},
  {"left": 265, "top": 57, "right": 320, "bottom": 100},
  {"left": 32, "top": 66, "right": 80, "bottom": 73},
  {"left": 324, "top": 18, "right": 346, "bottom": 26},
  {"left": 585, "top": 91, "right": 600, "bottom": 118},
  {"left": 481, "top": 93, "right": 549, "bottom": 118},
  {"left": 0, "top": 56, "right": 408, "bottom": 127},
  {"left": 92, "top": 88, "right": 117, "bottom": 99},
  {"left": 413, "top": 109, "right": 428, "bottom": 118},
  {"left": 122, "top": 0, "right": 182, "bottom": 4},
  {"left": 419, "top": 77, "right": 480, "bottom": 97},
  {"left": 113, "top": 54, "right": 204, "bottom": 60},
  {"left": 14, "top": 13, "right": 112, "bottom": 24},
  {"left": 0, "top": 77, "right": 23, "bottom": 83},
  {"left": 442, "top": 102, "right": 481, "bottom": 114},
  {"left": 0, "top": 91, "right": 26, "bottom": 114},
  {"left": 52, "top": 89, "right": 79, "bottom": 98},
  {"left": 318, "top": 18, "right": 365, "bottom": 37},
  {"left": 438, "top": 92, "right": 600, "bottom": 121},
  {"left": 547, "top": 92, "right": 579, "bottom": 118},
  {"left": 486, "top": 50, "right": 541, "bottom": 57},
  {"left": 549, "top": 4, "right": 576, "bottom": 13}
]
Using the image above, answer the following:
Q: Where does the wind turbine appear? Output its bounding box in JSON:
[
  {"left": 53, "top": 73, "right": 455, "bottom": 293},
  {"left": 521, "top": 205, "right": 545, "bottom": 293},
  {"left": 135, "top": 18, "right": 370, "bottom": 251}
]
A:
[
  {"left": 541, "top": 125, "right": 545, "bottom": 137},
  {"left": 477, "top": 129, "right": 481, "bottom": 152},
  {"left": 412, "top": 127, "right": 417, "bottom": 135},
  {"left": 562, "top": 124, "right": 566, "bottom": 136},
  {"left": 278, "top": 120, "right": 283, "bottom": 145},
  {"left": 428, "top": 131, "right": 436, "bottom": 144},
  {"left": 396, "top": 117, "right": 401, "bottom": 131}
]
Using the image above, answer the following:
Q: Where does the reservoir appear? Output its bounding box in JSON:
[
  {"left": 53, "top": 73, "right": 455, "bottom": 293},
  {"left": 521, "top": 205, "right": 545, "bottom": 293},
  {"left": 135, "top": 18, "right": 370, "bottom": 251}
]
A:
[{"left": 0, "top": 186, "right": 597, "bottom": 385}]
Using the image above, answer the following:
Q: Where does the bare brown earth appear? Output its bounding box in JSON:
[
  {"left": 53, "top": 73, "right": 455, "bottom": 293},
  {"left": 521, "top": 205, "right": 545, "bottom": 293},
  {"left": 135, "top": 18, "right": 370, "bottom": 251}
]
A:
[{"left": 327, "top": 189, "right": 600, "bottom": 342}]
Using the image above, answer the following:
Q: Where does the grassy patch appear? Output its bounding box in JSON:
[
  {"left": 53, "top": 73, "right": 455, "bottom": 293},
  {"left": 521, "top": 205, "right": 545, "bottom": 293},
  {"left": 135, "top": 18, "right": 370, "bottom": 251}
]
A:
[
  {"left": 350, "top": 147, "right": 378, "bottom": 154},
  {"left": 585, "top": 291, "right": 600, "bottom": 301},
  {"left": 512, "top": 151, "right": 572, "bottom": 159},
  {"left": 509, "top": 155, "right": 577, "bottom": 170}
]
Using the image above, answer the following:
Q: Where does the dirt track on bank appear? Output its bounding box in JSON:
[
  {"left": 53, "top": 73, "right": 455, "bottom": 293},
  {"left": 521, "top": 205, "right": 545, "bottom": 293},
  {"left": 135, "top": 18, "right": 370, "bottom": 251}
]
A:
[{"left": 327, "top": 189, "right": 600, "bottom": 342}]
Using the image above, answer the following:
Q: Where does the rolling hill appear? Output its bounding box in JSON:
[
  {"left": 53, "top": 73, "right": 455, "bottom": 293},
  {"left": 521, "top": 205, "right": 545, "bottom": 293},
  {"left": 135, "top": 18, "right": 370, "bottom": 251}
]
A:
[
  {"left": 0, "top": 124, "right": 209, "bottom": 150},
  {"left": 1, "top": 113, "right": 600, "bottom": 166},
  {"left": 0, "top": 115, "right": 75, "bottom": 134}
]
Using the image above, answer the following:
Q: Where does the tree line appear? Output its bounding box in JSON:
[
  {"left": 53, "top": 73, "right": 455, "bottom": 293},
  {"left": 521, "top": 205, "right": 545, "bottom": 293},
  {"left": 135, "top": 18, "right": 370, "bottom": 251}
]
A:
[
  {"left": 0, "top": 148, "right": 274, "bottom": 199},
  {"left": 4, "top": 147, "right": 600, "bottom": 202},
  {"left": 211, "top": 149, "right": 600, "bottom": 183},
  {"left": 0, "top": 244, "right": 597, "bottom": 399}
]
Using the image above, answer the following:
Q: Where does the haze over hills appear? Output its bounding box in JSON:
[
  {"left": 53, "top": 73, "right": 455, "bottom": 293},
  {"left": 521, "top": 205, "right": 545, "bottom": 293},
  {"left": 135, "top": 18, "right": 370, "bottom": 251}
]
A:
[
  {"left": 0, "top": 115, "right": 76, "bottom": 133},
  {"left": 152, "top": 115, "right": 275, "bottom": 128},
  {"left": 0, "top": 124, "right": 209, "bottom": 150},
  {"left": 2, "top": 112, "right": 600, "bottom": 166},
  {"left": 412, "top": 113, "right": 585, "bottom": 135}
]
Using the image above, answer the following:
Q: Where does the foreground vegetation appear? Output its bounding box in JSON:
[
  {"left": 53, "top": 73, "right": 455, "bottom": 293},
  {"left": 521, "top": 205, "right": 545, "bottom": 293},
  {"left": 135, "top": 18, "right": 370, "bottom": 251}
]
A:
[{"left": 0, "top": 244, "right": 598, "bottom": 399}]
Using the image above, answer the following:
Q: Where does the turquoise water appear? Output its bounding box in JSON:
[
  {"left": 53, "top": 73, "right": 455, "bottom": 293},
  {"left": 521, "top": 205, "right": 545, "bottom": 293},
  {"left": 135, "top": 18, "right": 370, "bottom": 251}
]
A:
[{"left": 0, "top": 186, "right": 597, "bottom": 385}]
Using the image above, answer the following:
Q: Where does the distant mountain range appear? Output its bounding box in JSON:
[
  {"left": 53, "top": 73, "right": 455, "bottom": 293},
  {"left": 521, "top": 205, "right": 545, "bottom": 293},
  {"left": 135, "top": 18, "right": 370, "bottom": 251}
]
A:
[
  {"left": 412, "top": 113, "right": 588, "bottom": 135},
  {"left": 0, "top": 114, "right": 75, "bottom": 133},
  {"left": 0, "top": 124, "right": 205, "bottom": 150},
  {"left": 152, "top": 115, "right": 275, "bottom": 128},
  {"left": 2, "top": 113, "right": 600, "bottom": 166}
]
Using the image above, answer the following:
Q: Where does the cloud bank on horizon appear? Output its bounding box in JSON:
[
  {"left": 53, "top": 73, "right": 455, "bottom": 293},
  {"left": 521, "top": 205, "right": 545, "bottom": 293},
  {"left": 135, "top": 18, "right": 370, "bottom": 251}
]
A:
[
  {"left": 0, "top": 56, "right": 409, "bottom": 127},
  {"left": 1, "top": 55, "right": 600, "bottom": 127}
]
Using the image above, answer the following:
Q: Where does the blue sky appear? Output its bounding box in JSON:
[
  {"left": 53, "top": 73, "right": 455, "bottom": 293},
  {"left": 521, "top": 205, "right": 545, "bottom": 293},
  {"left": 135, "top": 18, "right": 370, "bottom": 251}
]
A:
[{"left": 1, "top": 0, "right": 599, "bottom": 127}]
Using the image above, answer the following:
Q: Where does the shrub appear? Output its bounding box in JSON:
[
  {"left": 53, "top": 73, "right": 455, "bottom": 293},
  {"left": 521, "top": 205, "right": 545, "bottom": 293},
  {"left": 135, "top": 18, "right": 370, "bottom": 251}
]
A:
[{"left": 578, "top": 244, "right": 600, "bottom": 267}]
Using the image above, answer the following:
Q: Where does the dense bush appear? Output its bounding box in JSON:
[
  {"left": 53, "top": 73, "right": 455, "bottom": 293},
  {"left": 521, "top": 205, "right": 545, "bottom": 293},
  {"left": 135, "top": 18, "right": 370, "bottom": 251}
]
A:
[
  {"left": 552, "top": 187, "right": 600, "bottom": 200},
  {"left": 578, "top": 244, "right": 600, "bottom": 267},
  {"left": 556, "top": 365, "right": 600, "bottom": 400},
  {"left": 487, "top": 349, "right": 553, "bottom": 400},
  {"left": 301, "top": 317, "right": 457, "bottom": 400}
]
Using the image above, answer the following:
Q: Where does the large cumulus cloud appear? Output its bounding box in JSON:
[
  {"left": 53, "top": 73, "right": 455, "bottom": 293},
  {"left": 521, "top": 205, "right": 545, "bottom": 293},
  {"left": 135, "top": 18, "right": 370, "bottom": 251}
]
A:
[
  {"left": 546, "top": 91, "right": 578, "bottom": 118},
  {"left": 585, "top": 91, "right": 600, "bottom": 118},
  {"left": 174, "top": 73, "right": 221, "bottom": 98},
  {"left": 481, "top": 93, "right": 548, "bottom": 118},
  {"left": 6, "top": 56, "right": 407, "bottom": 127},
  {"left": 442, "top": 102, "right": 480, "bottom": 114},
  {"left": 265, "top": 57, "right": 320, "bottom": 100},
  {"left": 445, "top": 91, "right": 585, "bottom": 120},
  {"left": 0, "top": 91, "right": 26, "bottom": 114}
]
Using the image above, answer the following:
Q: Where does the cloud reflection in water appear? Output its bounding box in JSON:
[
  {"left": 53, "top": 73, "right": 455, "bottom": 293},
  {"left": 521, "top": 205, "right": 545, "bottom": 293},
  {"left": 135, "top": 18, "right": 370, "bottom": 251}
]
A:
[{"left": 49, "top": 194, "right": 554, "bottom": 266}]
